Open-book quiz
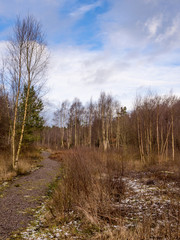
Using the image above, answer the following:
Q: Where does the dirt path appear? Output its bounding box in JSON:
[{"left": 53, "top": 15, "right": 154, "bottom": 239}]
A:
[{"left": 0, "top": 152, "right": 61, "bottom": 240}]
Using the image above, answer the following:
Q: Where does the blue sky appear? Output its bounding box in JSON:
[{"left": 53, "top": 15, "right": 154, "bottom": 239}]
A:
[{"left": 0, "top": 0, "right": 180, "bottom": 111}]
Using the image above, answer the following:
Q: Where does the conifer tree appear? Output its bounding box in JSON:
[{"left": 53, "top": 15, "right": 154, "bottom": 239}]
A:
[{"left": 18, "top": 85, "right": 44, "bottom": 149}]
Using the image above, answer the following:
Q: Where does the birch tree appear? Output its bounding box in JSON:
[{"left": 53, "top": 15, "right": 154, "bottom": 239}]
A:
[
  {"left": 87, "top": 99, "right": 94, "bottom": 147},
  {"left": 53, "top": 101, "right": 69, "bottom": 148},
  {"left": 8, "top": 15, "right": 48, "bottom": 170},
  {"left": 7, "top": 17, "right": 26, "bottom": 169}
]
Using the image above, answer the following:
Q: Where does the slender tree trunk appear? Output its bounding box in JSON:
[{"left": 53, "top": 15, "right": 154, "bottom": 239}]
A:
[
  {"left": 60, "top": 113, "right": 64, "bottom": 148},
  {"left": 47, "top": 129, "right": 50, "bottom": 148},
  {"left": 14, "top": 35, "right": 33, "bottom": 168},
  {"left": 67, "top": 128, "right": 70, "bottom": 149},
  {"left": 156, "top": 106, "right": 160, "bottom": 157},
  {"left": 12, "top": 49, "right": 22, "bottom": 170},
  {"left": 74, "top": 113, "right": 77, "bottom": 147},
  {"left": 110, "top": 113, "right": 113, "bottom": 144},
  {"left": 67, "top": 122, "right": 72, "bottom": 149},
  {"left": 116, "top": 113, "right": 120, "bottom": 149},
  {"left": 88, "top": 113, "right": 92, "bottom": 147},
  {"left": 61, "top": 127, "right": 64, "bottom": 148},
  {"left": 105, "top": 117, "right": 109, "bottom": 149},
  {"left": 78, "top": 125, "right": 80, "bottom": 146},
  {"left": 137, "top": 115, "right": 144, "bottom": 162},
  {"left": 146, "top": 120, "right": 152, "bottom": 161},
  {"left": 166, "top": 134, "right": 169, "bottom": 161},
  {"left": 140, "top": 131, "right": 145, "bottom": 162},
  {"left": 15, "top": 80, "right": 31, "bottom": 168},
  {"left": 160, "top": 127, "right": 164, "bottom": 155},
  {"left": 146, "top": 126, "right": 149, "bottom": 159},
  {"left": 171, "top": 108, "right": 175, "bottom": 161},
  {"left": 102, "top": 114, "right": 106, "bottom": 151},
  {"left": 12, "top": 93, "right": 19, "bottom": 169},
  {"left": 89, "top": 123, "right": 92, "bottom": 147},
  {"left": 162, "top": 123, "right": 171, "bottom": 159}
]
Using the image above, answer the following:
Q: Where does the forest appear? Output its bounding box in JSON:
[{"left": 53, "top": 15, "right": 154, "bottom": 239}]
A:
[
  {"left": 43, "top": 92, "right": 180, "bottom": 162},
  {"left": 0, "top": 15, "right": 180, "bottom": 240}
]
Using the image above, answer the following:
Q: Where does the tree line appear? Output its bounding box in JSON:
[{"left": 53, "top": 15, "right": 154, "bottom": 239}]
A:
[{"left": 42, "top": 92, "right": 180, "bottom": 162}]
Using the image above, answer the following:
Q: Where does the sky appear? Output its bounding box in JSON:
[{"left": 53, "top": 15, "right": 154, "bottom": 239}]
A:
[{"left": 0, "top": 0, "right": 180, "bottom": 111}]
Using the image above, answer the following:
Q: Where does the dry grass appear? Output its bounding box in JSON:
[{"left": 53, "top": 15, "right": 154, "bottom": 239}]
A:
[
  {"left": 0, "top": 148, "right": 42, "bottom": 182},
  {"left": 46, "top": 148, "right": 180, "bottom": 239},
  {"left": 48, "top": 148, "right": 124, "bottom": 225},
  {"left": 0, "top": 152, "right": 15, "bottom": 181},
  {"left": 92, "top": 201, "right": 180, "bottom": 239}
]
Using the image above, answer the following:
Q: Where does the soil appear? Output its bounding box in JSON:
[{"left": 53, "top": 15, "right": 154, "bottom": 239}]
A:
[{"left": 0, "top": 151, "right": 61, "bottom": 240}]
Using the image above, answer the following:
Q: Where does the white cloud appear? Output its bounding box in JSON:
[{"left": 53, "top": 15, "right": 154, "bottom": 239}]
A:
[
  {"left": 145, "top": 15, "right": 163, "bottom": 38},
  {"left": 156, "top": 14, "right": 180, "bottom": 44},
  {"left": 99, "top": 0, "right": 180, "bottom": 55},
  {"left": 70, "top": 1, "right": 102, "bottom": 18},
  {"left": 46, "top": 43, "right": 180, "bottom": 110},
  {"left": 0, "top": 0, "right": 180, "bottom": 111}
]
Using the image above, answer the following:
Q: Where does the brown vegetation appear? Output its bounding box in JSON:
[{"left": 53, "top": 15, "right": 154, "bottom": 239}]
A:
[
  {"left": 42, "top": 93, "right": 180, "bottom": 165},
  {"left": 48, "top": 148, "right": 124, "bottom": 225},
  {"left": 1, "top": 79, "right": 180, "bottom": 239},
  {"left": 0, "top": 149, "right": 42, "bottom": 182},
  {"left": 45, "top": 148, "right": 180, "bottom": 239}
]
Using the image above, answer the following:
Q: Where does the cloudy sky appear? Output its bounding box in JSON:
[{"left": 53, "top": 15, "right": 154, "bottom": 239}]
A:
[{"left": 0, "top": 0, "right": 180, "bottom": 110}]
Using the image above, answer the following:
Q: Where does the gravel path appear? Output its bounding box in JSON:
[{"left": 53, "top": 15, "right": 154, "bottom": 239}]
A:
[{"left": 0, "top": 152, "right": 61, "bottom": 240}]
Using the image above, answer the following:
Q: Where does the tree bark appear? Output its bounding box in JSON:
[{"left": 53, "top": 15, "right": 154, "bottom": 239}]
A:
[
  {"left": 15, "top": 80, "right": 30, "bottom": 168},
  {"left": 156, "top": 105, "right": 160, "bottom": 157},
  {"left": 12, "top": 46, "right": 23, "bottom": 169},
  {"left": 171, "top": 108, "right": 175, "bottom": 161}
]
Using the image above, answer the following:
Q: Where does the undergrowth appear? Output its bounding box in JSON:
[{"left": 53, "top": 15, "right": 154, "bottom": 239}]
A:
[
  {"left": 45, "top": 148, "right": 180, "bottom": 239},
  {"left": 48, "top": 148, "right": 124, "bottom": 225},
  {"left": 0, "top": 148, "right": 42, "bottom": 182}
]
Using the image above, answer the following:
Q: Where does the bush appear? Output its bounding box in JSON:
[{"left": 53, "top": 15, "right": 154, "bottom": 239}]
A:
[{"left": 48, "top": 148, "right": 125, "bottom": 225}]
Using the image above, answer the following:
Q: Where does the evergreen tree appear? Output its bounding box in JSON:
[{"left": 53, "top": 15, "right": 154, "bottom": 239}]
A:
[{"left": 18, "top": 85, "right": 44, "bottom": 149}]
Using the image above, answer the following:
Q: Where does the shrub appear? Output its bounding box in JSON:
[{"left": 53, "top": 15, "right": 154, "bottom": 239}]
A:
[{"left": 48, "top": 148, "right": 125, "bottom": 225}]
